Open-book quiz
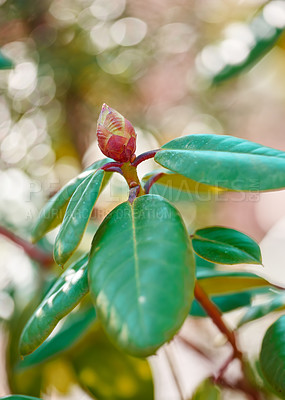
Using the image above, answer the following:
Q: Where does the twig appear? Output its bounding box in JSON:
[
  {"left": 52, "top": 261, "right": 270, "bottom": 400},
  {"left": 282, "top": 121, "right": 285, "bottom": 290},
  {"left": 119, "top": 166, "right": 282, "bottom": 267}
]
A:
[
  {"left": 164, "top": 346, "right": 185, "bottom": 400},
  {"left": 213, "top": 377, "right": 261, "bottom": 400},
  {"left": 177, "top": 334, "right": 211, "bottom": 361},
  {"left": 194, "top": 281, "right": 241, "bottom": 358},
  {"left": 214, "top": 352, "right": 235, "bottom": 382},
  {"left": 0, "top": 226, "right": 53, "bottom": 267},
  {"left": 194, "top": 281, "right": 261, "bottom": 400}
]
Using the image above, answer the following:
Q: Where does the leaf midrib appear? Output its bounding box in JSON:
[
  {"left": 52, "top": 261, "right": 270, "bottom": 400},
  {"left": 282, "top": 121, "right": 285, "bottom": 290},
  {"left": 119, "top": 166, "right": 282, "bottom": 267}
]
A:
[{"left": 130, "top": 202, "right": 145, "bottom": 335}]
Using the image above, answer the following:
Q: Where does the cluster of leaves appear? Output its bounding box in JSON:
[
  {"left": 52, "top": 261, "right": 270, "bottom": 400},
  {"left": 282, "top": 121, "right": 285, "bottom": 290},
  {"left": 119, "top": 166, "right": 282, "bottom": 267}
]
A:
[
  {"left": 7, "top": 126, "right": 284, "bottom": 400},
  {"left": 2, "top": 1, "right": 285, "bottom": 399}
]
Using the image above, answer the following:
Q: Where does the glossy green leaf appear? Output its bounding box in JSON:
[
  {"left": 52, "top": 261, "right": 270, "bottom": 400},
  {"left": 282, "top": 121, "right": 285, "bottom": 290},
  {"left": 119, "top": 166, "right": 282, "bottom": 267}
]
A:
[
  {"left": 197, "top": 269, "right": 270, "bottom": 296},
  {"left": 72, "top": 325, "right": 154, "bottom": 400},
  {"left": 192, "top": 378, "right": 221, "bottom": 399},
  {"left": 209, "top": 2, "right": 285, "bottom": 84},
  {"left": 89, "top": 194, "right": 195, "bottom": 356},
  {"left": 0, "top": 50, "right": 13, "bottom": 69},
  {"left": 0, "top": 397, "right": 42, "bottom": 400},
  {"left": 54, "top": 168, "right": 105, "bottom": 266},
  {"left": 155, "top": 134, "right": 285, "bottom": 191},
  {"left": 190, "top": 291, "right": 252, "bottom": 317},
  {"left": 18, "top": 306, "right": 96, "bottom": 370},
  {"left": 32, "top": 158, "right": 111, "bottom": 242},
  {"left": 192, "top": 226, "right": 262, "bottom": 265},
  {"left": 238, "top": 294, "right": 285, "bottom": 327},
  {"left": 19, "top": 255, "right": 89, "bottom": 356},
  {"left": 260, "top": 315, "right": 285, "bottom": 397}
]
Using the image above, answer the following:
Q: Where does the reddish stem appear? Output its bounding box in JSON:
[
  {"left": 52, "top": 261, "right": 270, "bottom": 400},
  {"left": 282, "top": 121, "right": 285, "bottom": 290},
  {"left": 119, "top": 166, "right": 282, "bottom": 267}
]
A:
[
  {"left": 100, "top": 161, "right": 124, "bottom": 171},
  {"left": 128, "top": 185, "right": 140, "bottom": 204},
  {"left": 144, "top": 172, "right": 165, "bottom": 194},
  {"left": 214, "top": 352, "right": 235, "bottom": 383},
  {"left": 131, "top": 149, "right": 160, "bottom": 167},
  {"left": 103, "top": 166, "right": 123, "bottom": 174},
  {"left": 164, "top": 347, "right": 185, "bottom": 400},
  {"left": 101, "top": 161, "right": 124, "bottom": 175},
  {"left": 214, "top": 377, "right": 261, "bottom": 400},
  {"left": 194, "top": 281, "right": 241, "bottom": 359},
  {"left": 177, "top": 334, "right": 211, "bottom": 361},
  {"left": 0, "top": 226, "right": 53, "bottom": 267},
  {"left": 194, "top": 281, "right": 261, "bottom": 399}
]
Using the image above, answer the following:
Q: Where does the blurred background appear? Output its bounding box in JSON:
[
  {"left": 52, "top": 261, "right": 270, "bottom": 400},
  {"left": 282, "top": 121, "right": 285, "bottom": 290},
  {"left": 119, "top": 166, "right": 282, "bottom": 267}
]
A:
[{"left": 1, "top": 0, "right": 285, "bottom": 399}]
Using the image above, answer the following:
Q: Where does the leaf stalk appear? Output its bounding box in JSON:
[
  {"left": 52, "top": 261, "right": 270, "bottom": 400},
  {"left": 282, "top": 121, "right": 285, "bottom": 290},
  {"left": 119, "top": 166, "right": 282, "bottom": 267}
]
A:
[
  {"left": 144, "top": 172, "right": 165, "bottom": 194},
  {"left": 131, "top": 149, "right": 160, "bottom": 167}
]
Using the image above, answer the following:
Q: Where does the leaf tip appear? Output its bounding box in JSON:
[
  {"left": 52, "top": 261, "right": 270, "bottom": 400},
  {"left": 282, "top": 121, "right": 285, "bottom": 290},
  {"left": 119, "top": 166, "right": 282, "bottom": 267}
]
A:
[
  {"left": 53, "top": 241, "right": 66, "bottom": 267},
  {"left": 19, "top": 339, "right": 29, "bottom": 358}
]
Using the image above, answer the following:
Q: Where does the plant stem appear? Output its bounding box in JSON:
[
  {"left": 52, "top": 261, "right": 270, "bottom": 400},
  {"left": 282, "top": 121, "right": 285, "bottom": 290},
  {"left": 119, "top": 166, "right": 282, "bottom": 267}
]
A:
[
  {"left": 194, "top": 281, "right": 241, "bottom": 358},
  {"left": 0, "top": 226, "right": 53, "bottom": 267},
  {"left": 131, "top": 149, "right": 160, "bottom": 167},
  {"left": 194, "top": 281, "right": 261, "bottom": 400},
  {"left": 214, "top": 352, "right": 235, "bottom": 382},
  {"left": 164, "top": 346, "right": 185, "bottom": 400},
  {"left": 128, "top": 185, "right": 141, "bottom": 204},
  {"left": 214, "top": 377, "right": 261, "bottom": 400},
  {"left": 121, "top": 162, "right": 145, "bottom": 201},
  {"left": 177, "top": 334, "right": 211, "bottom": 361},
  {"left": 144, "top": 172, "right": 165, "bottom": 194}
]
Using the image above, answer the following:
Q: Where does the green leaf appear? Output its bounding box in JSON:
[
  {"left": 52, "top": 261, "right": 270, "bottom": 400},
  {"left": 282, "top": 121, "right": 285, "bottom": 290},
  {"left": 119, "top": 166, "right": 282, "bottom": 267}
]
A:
[
  {"left": 238, "top": 294, "right": 285, "bottom": 327},
  {"left": 88, "top": 194, "right": 195, "bottom": 357},
  {"left": 197, "top": 269, "right": 270, "bottom": 296},
  {"left": 18, "top": 306, "right": 96, "bottom": 370},
  {"left": 155, "top": 134, "right": 285, "bottom": 191},
  {"left": 54, "top": 168, "right": 105, "bottom": 266},
  {"left": 208, "top": 3, "right": 285, "bottom": 84},
  {"left": 32, "top": 158, "right": 111, "bottom": 242},
  {"left": 192, "top": 226, "right": 262, "bottom": 265},
  {"left": 192, "top": 378, "right": 221, "bottom": 399},
  {"left": 190, "top": 291, "right": 252, "bottom": 317},
  {"left": 0, "top": 397, "right": 42, "bottom": 400},
  {"left": 260, "top": 315, "right": 285, "bottom": 397},
  {"left": 0, "top": 50, "right": 13, "bottom": 69},
  {"left": 72, "top": 325, "right": 154, "bottom": 400},
  {"left": 19, "top": 255, "right": 89, "bottom": 356}
]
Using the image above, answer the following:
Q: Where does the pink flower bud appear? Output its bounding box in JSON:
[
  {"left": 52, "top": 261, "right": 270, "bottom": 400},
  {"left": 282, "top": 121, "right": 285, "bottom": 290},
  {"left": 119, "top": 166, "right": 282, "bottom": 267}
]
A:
[{"left": 96, "top": 104, "right": 137, "bottom": 163}]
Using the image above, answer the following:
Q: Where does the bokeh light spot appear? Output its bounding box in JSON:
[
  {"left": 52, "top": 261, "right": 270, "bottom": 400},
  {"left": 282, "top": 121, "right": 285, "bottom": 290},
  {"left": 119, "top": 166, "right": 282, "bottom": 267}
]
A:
[{"left": 110, "top": 18, "right": 147, "bottom": 47}]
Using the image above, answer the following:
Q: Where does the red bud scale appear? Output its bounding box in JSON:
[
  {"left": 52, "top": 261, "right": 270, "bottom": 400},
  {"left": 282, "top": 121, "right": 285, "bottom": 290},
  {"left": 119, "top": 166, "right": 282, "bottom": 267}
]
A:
[{"left": 96, "top": 104, "right": 137, "bottom": 163}]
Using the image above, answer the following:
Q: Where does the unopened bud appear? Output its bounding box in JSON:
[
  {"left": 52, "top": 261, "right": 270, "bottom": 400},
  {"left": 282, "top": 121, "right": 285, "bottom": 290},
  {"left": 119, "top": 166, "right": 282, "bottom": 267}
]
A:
[{"left": 96, "top": 104, "right": 137, "bottom": 163}]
